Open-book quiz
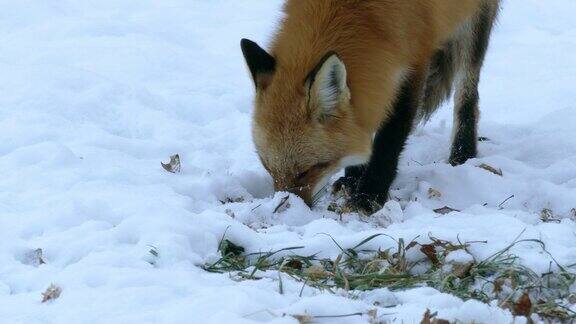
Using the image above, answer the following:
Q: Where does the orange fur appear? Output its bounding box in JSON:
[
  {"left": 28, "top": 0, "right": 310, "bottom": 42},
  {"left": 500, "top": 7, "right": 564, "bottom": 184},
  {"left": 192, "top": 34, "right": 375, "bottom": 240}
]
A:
[
  {"left": 246, "top": 0, "right": 495, "bottom": 204},
  {"left": 271, "top": 0, "right": 481, "bottom": 131}
]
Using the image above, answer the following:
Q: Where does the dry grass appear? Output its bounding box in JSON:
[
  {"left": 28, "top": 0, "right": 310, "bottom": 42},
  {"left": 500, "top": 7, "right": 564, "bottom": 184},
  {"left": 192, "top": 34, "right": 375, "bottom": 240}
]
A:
[{"left": 204, "top": 230, "right": 576, "bottom": 322}]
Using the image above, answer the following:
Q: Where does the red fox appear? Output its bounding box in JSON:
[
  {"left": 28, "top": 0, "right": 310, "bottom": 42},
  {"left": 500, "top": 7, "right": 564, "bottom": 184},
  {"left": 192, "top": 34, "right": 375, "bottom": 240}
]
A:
[{"left": 241, "top": 0, "right": 501, "bottom": 213}]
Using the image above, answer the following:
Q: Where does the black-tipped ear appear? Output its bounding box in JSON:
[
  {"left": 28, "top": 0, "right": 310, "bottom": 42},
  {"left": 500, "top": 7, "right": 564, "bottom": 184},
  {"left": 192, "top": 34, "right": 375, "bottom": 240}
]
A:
[
  {"left": 307, "top": 52, "right": 350, "bottom": 122},
  {"left": 241, "top": 39, "right": 276, "bottom": 89}
]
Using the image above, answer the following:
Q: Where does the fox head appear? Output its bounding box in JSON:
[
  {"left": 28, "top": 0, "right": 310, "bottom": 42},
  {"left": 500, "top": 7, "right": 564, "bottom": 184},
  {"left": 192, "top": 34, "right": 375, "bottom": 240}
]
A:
[{"left": 241, "top": 39, "right": 372, "bottom": 206}]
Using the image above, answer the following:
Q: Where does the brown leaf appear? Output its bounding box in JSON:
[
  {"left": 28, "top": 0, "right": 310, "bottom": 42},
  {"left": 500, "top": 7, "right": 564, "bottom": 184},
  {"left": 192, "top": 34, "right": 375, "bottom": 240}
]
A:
[
  {"left": 304, "top": 265, "right": 331, "bottom": 280},
  {"left": 428, "top": 188, "right": 442, "bottom": 200},
  {"left": 434, "top": 206, "right": 461, "bottom": 215},
  {"left": 24, "top": 248, "right": 46, "bottom": 267},
  {"left": 540, "top": 208, "right": 560, "bottom": 223},
  {"left": 291, "top": 314, "right": 313, "bottom": 324},
  {"left": 478, "top": 163, "right": 503, "bottom": 176},
  {"left": 420, "top": 244, "right": 440, "bottom": 266},
  {"left": 161, "top": 154, "right": 181, "bottom": 173},
  {"left": 284, "top": 259, "right": 303, "bottom": 271},
  {"left": 367, "top": 309, "right": 378, "bottom": 323},
  {"left": 220, "top": 197, "right": 245, "bottom": 204},
  {"left": 512, "top": 292, "right": 532, "bottom": 317},
  {"left": 421, "top": 309, "right": 450, "bottom": 324},
  {"left": 421, "top": 309, "right": 434, "bottom": 324},
  {"left": 433, "top": 320, "right": 450, "bottom": 324},
  {"left": 342, "top": 272, "right": 350, "bottom": 292},
  {"left": 34, "top": 249, "right": 46, "bottom": 265},
  {"left": 451, "top": 261, "right": 474, "bottom": 278},
  {"left": 493, "top": 278, "right": 505, "bottom": 294},
  {"left": 225, "top": 209, "right": 235, "bottom": 218},
  {"left": 41, "top": 284, "right": 62, "bottom": 303}
]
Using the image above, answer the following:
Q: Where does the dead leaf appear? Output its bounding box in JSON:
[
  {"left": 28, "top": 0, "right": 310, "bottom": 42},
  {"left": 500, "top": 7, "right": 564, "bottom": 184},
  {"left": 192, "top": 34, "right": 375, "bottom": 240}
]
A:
[
  {"left": 41, "top": 284, "right": 62, "bottom": 303},
  {"left": 493, "top": 278, "right": 505, "bottom": 294},
  {"left": 512, "top": 292, "right": 532, "bottom": 317},
  {"left": 540, "top": 208, "right": 553, "bottom": 220},
  {"left": 220, "top": 197, "right": 245, "bottom": 204},
  {"left": 421, "top": 309, "right": 434, "bottom": 324},
  {"left": 24, "top": 248, "right": 45, "bottom": 267},
  {"left": 420, "top": 244, "right": 440, "bottom": 266},
  {"left": 451, "top": 261, "right": 474, "bottom": 278},
  {"left": 478, "top": 163, "right": 503, "bottom": 176},
  {"left": 342, "top": 272, "right": 350, "bottom": 292},
  {"left": 284, "top": 259, "right": 303, "bottom": 271},
  {"left": 304, "top": 265, "right": 331, "bottom": 280},
  {"left": 421, "top": 309, "right": 449, "bottom": 324},
  {"left": 434, "top": 206, "right": 461, "bottom": 215},
  {"left": 433, "top": 320, "right": 450, "bottom": 324},
  {"left": 540, "top": 208, "right": 560, "bottom": 223},
  {"left": 225, "top": 209, "right": 235, "bottom": 218},
  {"left": 428, "top": 188, "right": 442, "bottom": 200},
  {"left": 291, "top": 314, "right": 313, "bottom": 324},
  {"left": 161, "top": 154, "right": 181, "bottom": 173},
  {"left": 367, "top": 309, "right": 378, "bottom": 323}
]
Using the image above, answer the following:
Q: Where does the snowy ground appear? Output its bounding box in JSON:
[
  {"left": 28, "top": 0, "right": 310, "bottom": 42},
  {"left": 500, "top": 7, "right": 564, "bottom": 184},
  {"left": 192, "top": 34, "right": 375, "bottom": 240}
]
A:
[{"left": 0, "top": 1, "right": 575, "bottom": 323}]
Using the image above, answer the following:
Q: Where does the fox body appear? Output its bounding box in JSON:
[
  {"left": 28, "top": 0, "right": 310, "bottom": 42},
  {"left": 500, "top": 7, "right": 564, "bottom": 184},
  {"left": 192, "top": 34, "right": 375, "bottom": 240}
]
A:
[{"left": 242, "top": 0, "right": 500, "bottom": 212}]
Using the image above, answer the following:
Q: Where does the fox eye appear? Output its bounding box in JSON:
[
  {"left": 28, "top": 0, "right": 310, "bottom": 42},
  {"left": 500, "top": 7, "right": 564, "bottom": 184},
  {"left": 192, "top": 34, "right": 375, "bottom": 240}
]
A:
[
  {"left": 297, "top": 162, "right": 330, "bottom": 180},
  {"left": 296, "top": 170, "right": 310, "bottom": 181}
]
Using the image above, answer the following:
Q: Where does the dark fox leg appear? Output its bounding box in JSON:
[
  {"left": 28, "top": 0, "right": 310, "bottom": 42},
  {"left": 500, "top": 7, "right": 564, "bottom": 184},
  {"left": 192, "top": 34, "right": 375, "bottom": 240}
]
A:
[
  {"left": 450, "top": 4, "right": 498, "bottom": 166},
  {"left": 351, "top": 72, "right": 424, "bottom": 213},
  {"left": 332, "top": 165, "right": 366, "bottom": 193},
  {"left": 334, "top": 54, "right": 435, "bottom": 199}
]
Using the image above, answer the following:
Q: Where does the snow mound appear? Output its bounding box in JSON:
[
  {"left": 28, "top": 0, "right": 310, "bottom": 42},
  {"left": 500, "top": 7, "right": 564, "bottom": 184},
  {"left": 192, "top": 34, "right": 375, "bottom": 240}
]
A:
[{"left": 0, "top": 0, "right": 575, "bottom": 323}]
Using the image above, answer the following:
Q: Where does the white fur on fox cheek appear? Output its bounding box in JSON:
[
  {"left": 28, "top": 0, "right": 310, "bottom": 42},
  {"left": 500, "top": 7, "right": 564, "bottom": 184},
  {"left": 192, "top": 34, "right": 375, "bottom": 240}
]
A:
[{"left": 339, "top": 155, "right": 369, "bottom": 168}]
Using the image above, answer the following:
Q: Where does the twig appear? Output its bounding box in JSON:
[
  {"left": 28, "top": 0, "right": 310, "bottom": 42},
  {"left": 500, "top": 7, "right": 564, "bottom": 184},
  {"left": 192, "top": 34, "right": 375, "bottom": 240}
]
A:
[
  {"left": 311, "top": 312, "right": 365, "bottom": 319},
  {"left": 498, "top": 194, "right": 515, "bottom": 209},
  {"left": 273, "top": 196, "right": 290, "bottom": 213},
  {"left": 411, "top": 159, "right": 424, "bottom": 166}
]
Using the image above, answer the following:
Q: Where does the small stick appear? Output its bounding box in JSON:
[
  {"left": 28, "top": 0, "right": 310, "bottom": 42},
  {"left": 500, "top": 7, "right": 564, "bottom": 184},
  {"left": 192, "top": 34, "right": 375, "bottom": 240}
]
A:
[
  {"left": 498, "top": 194, "right": 515, "bottom": 209},
  {"left": 311, "top": 312, "right": 365, "bottom": 319},
  {"left": 273, "top": 196, "right": 290, "bottom": 213},
  {"left": 411, "top": 159, "right": 424, "bottom": 166}
]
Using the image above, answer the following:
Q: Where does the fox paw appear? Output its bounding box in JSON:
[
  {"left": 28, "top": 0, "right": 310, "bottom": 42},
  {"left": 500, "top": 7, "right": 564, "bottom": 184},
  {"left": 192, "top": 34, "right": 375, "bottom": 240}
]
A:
[
  {"left": 347, "top": 193, "right": 384, "bottom": 215},
  {"left": 332, "top": 176, "right": 360, "bottom": 195}
]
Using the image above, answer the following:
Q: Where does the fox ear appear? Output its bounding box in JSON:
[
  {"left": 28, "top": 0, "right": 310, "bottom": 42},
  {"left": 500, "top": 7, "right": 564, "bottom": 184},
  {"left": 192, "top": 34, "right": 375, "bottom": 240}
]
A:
[
  {"left": 241, "top": 39, "right": 276, "bottom": 89},
  {"left": 307, "top": 52, "right": 350, "bottom": 122}
]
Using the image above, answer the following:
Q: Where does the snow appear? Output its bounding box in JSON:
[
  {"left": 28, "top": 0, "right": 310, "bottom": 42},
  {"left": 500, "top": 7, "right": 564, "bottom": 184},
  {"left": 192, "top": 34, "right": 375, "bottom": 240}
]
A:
[{"left": 0, "top": 0, "right": 575, "bottom": 323}]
